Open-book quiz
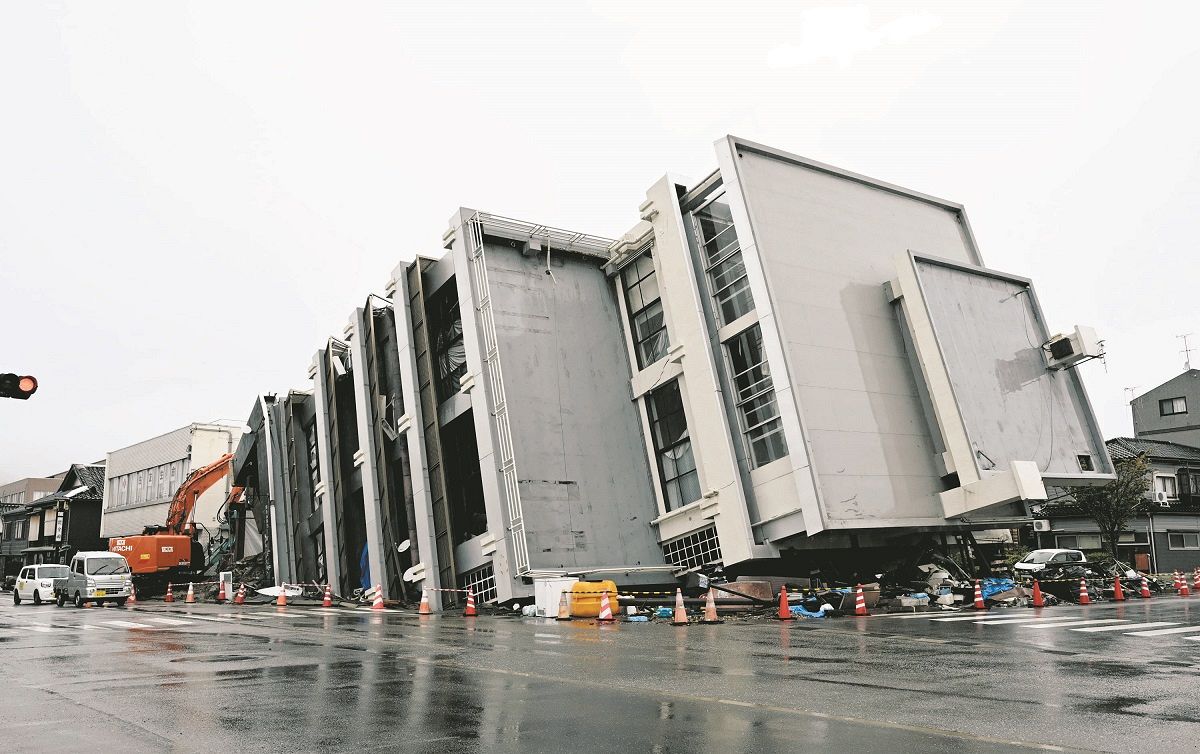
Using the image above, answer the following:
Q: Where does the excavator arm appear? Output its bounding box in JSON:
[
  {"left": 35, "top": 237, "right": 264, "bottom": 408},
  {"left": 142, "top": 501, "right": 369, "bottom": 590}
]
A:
[{"left": 163, "top": 452, "right": 235, "bottom": 535}]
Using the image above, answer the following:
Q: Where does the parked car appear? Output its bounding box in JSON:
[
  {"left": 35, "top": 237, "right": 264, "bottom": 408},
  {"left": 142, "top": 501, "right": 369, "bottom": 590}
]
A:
[
  {"left": 1012, "top": 549, "right": 1087, "bottom": 577},
  {"left": 53, "top": 551, "right": 133, "bottom": 608},
  {"left": 12, "top": 564, "right": 71, "bottom": 605}
]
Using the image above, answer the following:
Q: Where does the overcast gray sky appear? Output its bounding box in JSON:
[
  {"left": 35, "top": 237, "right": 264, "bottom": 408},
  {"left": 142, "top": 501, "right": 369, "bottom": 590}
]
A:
[{"left": 2, "top": 2, "right": 1198, "bottom": 481}]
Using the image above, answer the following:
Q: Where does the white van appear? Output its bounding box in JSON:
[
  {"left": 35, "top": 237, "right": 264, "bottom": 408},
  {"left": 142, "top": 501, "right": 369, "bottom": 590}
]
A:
[{"left": 12, "top": 564, "right": 71, "bottom": 605}]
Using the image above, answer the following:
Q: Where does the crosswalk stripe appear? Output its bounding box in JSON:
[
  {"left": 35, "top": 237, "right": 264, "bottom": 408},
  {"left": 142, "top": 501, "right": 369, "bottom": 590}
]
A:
[
  {"left": 148, "top": 617, "right": 193, "bottom": 626},
  {"left": 930, "top": 614, "right": 1023, "bottom": 622},
  {"left": 977, "top": 617, "right": 1090, "bottom": 626},
  {"left": 103, "top": 620, "right": 153, "bottom": 629},
  {"left": 1124, "top": 625, "right": 1200, "bottom": 637},
  {"left": 1072, "top": 622, "right": 1179, "bottom": 633},
  {"left": 19, "top": 625, "right": 54, "bottom": 633},
  {"left": 1021, "top": 619, "right": 1128, "bottom": 630}
]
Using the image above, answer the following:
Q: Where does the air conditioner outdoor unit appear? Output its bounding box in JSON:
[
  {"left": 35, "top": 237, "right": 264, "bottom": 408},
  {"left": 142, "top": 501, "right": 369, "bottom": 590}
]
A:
[
  {"left": 1044, "top": 326, "right": 1103, "bottom": 370},
  {"left": 1032, "top": 519, "right": 1051, "bottom": 532},
  {"left": 1153, "top": 491, "right": 1170, "bottom": 505}
]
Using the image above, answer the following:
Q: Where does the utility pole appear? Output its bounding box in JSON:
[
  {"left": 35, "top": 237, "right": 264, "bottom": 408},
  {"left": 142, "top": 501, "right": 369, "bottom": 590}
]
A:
[
  {"left": 1179, "top": 333, "right": 1195, "bottom": 371},
  {"left": 1124, "top": 386, "right": 1139, "bottom": 403}
]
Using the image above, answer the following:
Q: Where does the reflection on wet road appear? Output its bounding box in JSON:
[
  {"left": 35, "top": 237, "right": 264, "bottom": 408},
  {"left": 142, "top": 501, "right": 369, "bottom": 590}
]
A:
[{"left": 3, "top": 598, "right": 1199, "bottom": 752}]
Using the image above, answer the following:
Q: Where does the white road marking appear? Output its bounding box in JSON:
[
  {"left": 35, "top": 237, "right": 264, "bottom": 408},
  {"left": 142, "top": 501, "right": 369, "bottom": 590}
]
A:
[
  {"left": 976, "top": 617, "right": 1091, "bottom": 626},
  {"left": 147, "top": 617, "right": 193, "bottom": 626},
  {"left": 929, "top": 614, "right": 1029, "bottom": 622},
  {"left": 1072, "top": 622, "right": 1179, "bottom": 633},
  {"left": 103, "top": 620, "right": 153, "bottom": 629},
  {"left": 1021, "top": 619, "right": 1128, "bottom": 630},
  {"left": 18, "top": 625, "right": 54, "bottom": 633},
  {"left": 1125, "top": 625, "right": 1200, "bottom": 637}
]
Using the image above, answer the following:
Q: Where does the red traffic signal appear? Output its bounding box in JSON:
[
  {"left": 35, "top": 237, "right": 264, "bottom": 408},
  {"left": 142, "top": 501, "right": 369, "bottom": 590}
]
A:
[{"left": 0, "top": 374, "right": 38, "bottom": 400}]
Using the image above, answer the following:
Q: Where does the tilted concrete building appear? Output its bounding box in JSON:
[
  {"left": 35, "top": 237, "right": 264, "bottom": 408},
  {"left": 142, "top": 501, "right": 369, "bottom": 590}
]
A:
[{"left": 251, "top": 136, "right": 1112, "bottom": 604}]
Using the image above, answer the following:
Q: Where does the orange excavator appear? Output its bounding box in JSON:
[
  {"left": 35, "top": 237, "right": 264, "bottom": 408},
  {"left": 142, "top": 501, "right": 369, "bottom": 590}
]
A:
[{"left": 109, "top": 453, "right": 244, "bottom": 593}]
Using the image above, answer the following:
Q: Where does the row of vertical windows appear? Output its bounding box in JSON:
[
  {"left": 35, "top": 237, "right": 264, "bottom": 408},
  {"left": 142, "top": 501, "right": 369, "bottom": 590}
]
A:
[
  {"left": 306, "top": 421, "right": 321, "bottom": 512},
  {"left": 107, "top": 459, "right": 189, "bottom": 509},
  {"left": 726, "top": 325, "right": 789, "bottom": 467},
  {"left": 693, "top": 196, "right": 754, "bottom": 326}
]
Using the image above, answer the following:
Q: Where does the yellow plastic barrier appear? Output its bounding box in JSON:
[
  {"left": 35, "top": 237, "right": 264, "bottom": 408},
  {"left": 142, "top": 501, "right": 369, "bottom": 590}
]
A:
[{"left": 570, "top": 580, "right": 619, "bottom": 618}]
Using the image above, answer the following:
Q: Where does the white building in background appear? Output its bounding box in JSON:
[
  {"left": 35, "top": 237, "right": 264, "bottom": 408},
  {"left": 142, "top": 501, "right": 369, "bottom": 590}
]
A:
[{"left": 101, "top": 422, "right": 243, "bottom": 545}]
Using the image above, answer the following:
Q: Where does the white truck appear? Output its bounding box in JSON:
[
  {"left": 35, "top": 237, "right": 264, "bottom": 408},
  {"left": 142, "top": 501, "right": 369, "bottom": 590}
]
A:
[{"left": 52, "top": 551, "right": 133, "bottom": 608}]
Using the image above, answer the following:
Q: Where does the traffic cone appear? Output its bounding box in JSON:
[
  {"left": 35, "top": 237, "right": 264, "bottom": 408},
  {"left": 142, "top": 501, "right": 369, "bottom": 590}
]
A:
[
  {"left": 1193, "top": 569, "right": 1200, "bottom": 592},
  {"left": 777, "top": 587, "right": 796, "bottom": 621},
  {"left": 372, "top": 584, "right": 386, "bottom": 611},
  {"left": 1140, "top": 575, "right": 1152, "bottom": 599},
  {"left": 234, "top": 583, "right": 246, "bottom": 605},
  {"left": 854, "top": 584, "right": 869, "bottom": 616},
  {"left": 419, "top": 588, "right": 433, "bottom": 616},
  {"left": 554, "top": 590, "right": 571, "bottom": 621},
  {"left": 1113, "top": 576, "right": 1125, "bottom": 602},
  {"left": 1031, "top": 580, "right": 1044, "bottom": 608},
  {"left": 216, "top": 579, "right": 226, "bottom": 604},
  {"left": 1173, "top": 571, "right": 1182, "bottom": 592},
  {"left": 460, "top": 587, "right": 474, "bottom": 616},
  {"left": 671, "top": 588, "right": 688, "bottom": 626},
  {"left": 597, "top": 589, "right": 615, "bottom": 622},
  {"left": 322, "top": 584, "right": 333, "bottom": 608},
  {"left": 164, "top": 582, "right": 174, "bottom": 603},
  {"left": 972, "top": 579, "right": 986, "bottom": 610},
  {"left": 1181, "top": 578, "right": 1191, "bottom": 598},
  {"left": 185, "top": 582, "right": 196, "bottom": 604},
  {"left": 701, "top": 588, "right": 723, "bottom": 624},
  {"left": 1078, "top": 578, "right": 1091, "bottom": 605},
  {"left": 127, "top": 583, "right": 137, "bottom": 605},
  {"left": 276, "top": 586, "right": 288, "bottom": 607}
]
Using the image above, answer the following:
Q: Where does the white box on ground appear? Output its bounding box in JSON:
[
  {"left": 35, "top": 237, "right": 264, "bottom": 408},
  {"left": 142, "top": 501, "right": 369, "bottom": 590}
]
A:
[
  {"left": 219, "top": 571, "right": 233, "bottom": 598},
  {"left": 533, "top": 576, "right": 579, "bottom": 617}
]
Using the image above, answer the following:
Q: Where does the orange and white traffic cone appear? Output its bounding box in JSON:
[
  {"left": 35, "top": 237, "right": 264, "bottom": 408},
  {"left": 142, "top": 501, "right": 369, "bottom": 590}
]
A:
[
  {"left": 701, "top": 588, "right": 723, "bottom": 624},
  {"left": 554, "top": 590, "right": 571, "bottom": 621},
  {"left": 322, "top": 584, "right": 333, "bottom": 608},
  {"left": 777, "top": 587, "right": 796, "bottom": 621},
  {"left": 1140, "top": 575, "right": 1152, "bottom": 599},
  {"left": 972, "top": 579, "right": 986, "bottom": 610},
  {"left": 1181, "top": 578, "right": 1191, "bottom": 598},
  {"left": 460, "top": 587, "right": 475, "bottom": 616},
  {"left": 1031, "top": 580, "right": 1044, "bottom": 608},
  {"left": 597, "top": 589, "right": 615, "bottom": 622},
  {"left": 1173, "top": 571, "right": 1182, "bottom": 592},
  {"left": 127, "top": 583, "right": 137, "bottom": 605},
  {"left": 164, "top": 582, "right": 174, "bottom": 603},
  {"left": 216, "top": 579, "right": 226, "bottom": 604},
  {"left": 670, "top": 588, "right": 688, "bottom": 626},
  {"left": 419, "top": 588, "right": 433, "bottom": 616},
  {"left": 1078, "top": 578, "right": 1091, "bottom": 605},
  {"left": 1113, "top": 576, "right": 1125, "bottom": 602},
  {"left": 276, "top": 586, "right": 288, "bottom": 607},
  {"left": 185, "top": 582, "right": 196, "bottom": 604},
  {"left": 371, "top": 584, "right": 386, "bottom": 611},
  {"left": 1193, "top": 569, "right": 1200, "bottom": 592},
  {"left": 234, "top": 583, "right": 246, "bottom": 605},
  {"left": 854, "top": 584, "right": 869, "bottom": 616}
]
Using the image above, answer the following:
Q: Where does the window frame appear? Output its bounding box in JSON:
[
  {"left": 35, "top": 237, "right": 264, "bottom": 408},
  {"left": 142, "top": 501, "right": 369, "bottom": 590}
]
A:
[
  {"left": 1155, "top": 474, "right": 1179, "bottom": 500},
  {"left": 690, "top": 192, "right": 755, "bottom": 327},
  {"left": 1167, "top": 532, "right": 1200, "bottom": 550},
  {"left": 645, "top": 380, "right": 701, "bottom": 513},
  {"left": 724, "top": 325, "right": 788, "bottom": 468},
  {"left": 621, "top": 251, "right": 670, "bottom": 369},
  {"left": 1159, "top": 396, "right": 1188, "bottom": 416}
]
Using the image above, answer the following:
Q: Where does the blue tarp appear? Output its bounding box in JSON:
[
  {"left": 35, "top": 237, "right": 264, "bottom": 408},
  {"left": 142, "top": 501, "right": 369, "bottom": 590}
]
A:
[{"left": 980, "top": 577, "right": 1016, "bottom": 600}]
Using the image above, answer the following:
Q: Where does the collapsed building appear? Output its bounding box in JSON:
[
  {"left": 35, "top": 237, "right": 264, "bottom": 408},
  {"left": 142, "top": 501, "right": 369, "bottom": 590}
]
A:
[{"left": 231, "top": 137, "right": 1112, "bottom": 607}]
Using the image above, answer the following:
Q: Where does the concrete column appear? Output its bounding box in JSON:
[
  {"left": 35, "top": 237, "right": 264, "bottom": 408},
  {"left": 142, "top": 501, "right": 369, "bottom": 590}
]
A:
[
  {"left": 309, "top": 351, "right": 343, "bottom": 592},
  {"left": 348, "top": 307, "right": 389, "bottom": 597}
]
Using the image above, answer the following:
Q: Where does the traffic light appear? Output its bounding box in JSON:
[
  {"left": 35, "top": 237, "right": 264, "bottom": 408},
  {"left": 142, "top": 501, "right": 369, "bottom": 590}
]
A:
[{"left": 0, "top": 374, "right": 38, "bottom": 400}]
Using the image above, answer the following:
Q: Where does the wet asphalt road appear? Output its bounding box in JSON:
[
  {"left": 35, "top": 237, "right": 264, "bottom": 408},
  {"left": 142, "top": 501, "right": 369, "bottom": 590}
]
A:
[{"left": 3, "top": 595, "right": 1200, "bottom": 753}]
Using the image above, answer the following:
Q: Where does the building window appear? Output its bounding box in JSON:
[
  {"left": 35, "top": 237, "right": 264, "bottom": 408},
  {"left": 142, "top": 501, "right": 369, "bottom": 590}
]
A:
[
  {"left": 158, "top": 466, "right": 168, "bottom": 499},
  {"left": 692, "top": 195, "right": 755, "bottom": 326},
  {"left": 459, "top": 563, "right": 498, "bottom": 604},
  {"left": 726, "top": 325, "right": 788, "bottom": 467},
  {"left": 1160, "top": 397, "right": 1187, "bottom": 416},
  {"left": 1168, "top": 532, "right": 1200, "bottom": 550},
  {"left": 646, "top": 380, "right": 701, "bottom": 512},
  {"left": 428, "top": 281, "right": 467, "bottom": 404},
  {"left": 312, "top": 529, "right": 326, "bottom": 582},
  {"left": 306, "top": 422, "right": 321, "bottom": 509},
  {"left": 622, "top": 253, "right": 670, "bottom": 368},
  {"left": 1155, "top": 475, "right": 1179, "bottom": 500},
  {"left": 1055, "top": 534, "right": 1102, "bottom": 550},
  {"left": 662, "top": 526, "right": 723, "bottom": 569}
]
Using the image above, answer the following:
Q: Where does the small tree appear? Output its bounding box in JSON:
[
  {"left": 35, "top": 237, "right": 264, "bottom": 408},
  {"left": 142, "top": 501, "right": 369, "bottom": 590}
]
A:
[{"left": 1070, "top": 453, "right": 1152, "bottom": 559}]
